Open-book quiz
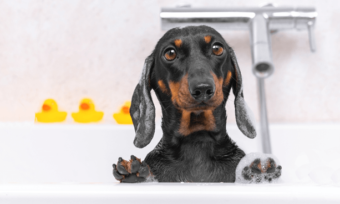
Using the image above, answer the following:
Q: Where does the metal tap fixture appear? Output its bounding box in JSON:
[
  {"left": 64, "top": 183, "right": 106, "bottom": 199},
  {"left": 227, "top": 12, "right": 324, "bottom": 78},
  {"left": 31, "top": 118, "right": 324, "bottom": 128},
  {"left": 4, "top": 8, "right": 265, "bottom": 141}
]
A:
[{"left": 160, "top": 5, "right": 317, "bottom": 154}]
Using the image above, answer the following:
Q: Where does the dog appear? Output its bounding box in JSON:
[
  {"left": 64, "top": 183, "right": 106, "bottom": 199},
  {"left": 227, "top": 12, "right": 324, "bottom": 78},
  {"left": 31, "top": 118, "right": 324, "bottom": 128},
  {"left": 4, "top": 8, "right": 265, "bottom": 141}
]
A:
[{"left": 112, "top": 26, "right": 281, "bottom": 183}]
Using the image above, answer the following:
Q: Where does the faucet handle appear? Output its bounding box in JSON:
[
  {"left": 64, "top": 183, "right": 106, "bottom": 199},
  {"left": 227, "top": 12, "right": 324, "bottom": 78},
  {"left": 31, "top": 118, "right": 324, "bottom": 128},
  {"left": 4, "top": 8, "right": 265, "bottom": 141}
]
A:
[{"left": 307, "top": 21, "right": 316, "bottom": 52}]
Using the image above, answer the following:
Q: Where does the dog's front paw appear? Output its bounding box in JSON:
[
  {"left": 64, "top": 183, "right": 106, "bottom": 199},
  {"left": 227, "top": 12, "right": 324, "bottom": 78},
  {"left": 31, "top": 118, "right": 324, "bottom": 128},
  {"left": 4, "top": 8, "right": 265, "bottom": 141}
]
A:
[
  {"left": 236, "top": 153, "right": 282, "bottom": 183},
  {"left": 242, "top": 157, "right": 282, "bottom": 183},
  {"left": 112, "top": 155, "right": 150, "bottom": 183}
]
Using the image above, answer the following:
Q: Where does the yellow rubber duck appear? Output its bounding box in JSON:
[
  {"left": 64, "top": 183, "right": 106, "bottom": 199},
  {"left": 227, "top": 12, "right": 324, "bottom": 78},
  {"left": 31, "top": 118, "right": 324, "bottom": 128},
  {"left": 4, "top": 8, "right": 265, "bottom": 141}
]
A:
[
  {"left": 72, "top": 98, "right": 104, "bottom": 123},
  {"left": 113, "top": 101, "right": 133, "bottom": 124},
  {"left": 35, "top": 99, "right": 67, "bottom": 123}
]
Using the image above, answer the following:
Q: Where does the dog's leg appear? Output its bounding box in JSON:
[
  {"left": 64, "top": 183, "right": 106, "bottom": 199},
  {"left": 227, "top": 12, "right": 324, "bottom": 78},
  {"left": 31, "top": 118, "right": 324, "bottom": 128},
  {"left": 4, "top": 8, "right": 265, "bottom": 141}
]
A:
[
  {"left": 235, "top": 153, "right": 282, "bottom": 183},
  {"left": 112, "top": 155, "right": 151, "bottom": 183}
]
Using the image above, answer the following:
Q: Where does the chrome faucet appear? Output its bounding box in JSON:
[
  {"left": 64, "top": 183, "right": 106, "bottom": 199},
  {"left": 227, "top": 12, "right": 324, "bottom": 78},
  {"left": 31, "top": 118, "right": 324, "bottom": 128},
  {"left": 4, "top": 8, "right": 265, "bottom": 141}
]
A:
[{"left": 160, "top": 5, "right": 317, "bottom": 154}]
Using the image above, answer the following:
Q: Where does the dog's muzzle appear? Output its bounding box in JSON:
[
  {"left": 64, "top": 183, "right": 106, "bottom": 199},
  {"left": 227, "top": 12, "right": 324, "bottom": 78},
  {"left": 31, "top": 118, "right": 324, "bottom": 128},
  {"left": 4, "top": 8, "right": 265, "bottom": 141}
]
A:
[{"left": 189, "top": 78, "right": 215, "bottom": 102}]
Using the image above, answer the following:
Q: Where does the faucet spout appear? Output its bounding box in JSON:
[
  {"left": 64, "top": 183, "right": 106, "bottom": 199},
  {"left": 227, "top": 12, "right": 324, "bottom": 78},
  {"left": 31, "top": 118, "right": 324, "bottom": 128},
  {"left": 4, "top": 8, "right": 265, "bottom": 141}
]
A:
[{"left": 250, "top": 14, "right": 274, "bottom": 78}]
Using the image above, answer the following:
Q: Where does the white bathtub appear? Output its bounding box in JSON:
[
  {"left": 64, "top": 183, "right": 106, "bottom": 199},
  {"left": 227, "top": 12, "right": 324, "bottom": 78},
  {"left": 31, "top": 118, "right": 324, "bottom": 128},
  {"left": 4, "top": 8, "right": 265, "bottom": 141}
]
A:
[{"left": 0, "top": 123, "right": 340, "bottom": 203}]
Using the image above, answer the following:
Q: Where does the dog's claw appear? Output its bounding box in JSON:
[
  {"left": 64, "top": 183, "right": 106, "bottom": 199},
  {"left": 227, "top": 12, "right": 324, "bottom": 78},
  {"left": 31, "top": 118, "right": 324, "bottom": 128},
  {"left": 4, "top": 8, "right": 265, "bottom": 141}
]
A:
[
  {"left": 117, "top": 159, "right": 129, "bottom": 175},
  {"left": 131, "top": 159, "right": 141, "bottom": 174},
  {"left": 112, "top": 155, "right": 150, "bottom": 183},
  {"left": 113, "top": 165, "right": 125, "bottom": 180}
]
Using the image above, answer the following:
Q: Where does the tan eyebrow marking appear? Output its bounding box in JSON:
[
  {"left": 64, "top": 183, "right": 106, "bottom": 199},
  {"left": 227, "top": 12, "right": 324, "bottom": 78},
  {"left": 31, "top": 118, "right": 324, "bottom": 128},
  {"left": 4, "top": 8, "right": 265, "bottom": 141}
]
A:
[
  {"left": 174, "top": 39, "right": 182, "bottom": 48},
  {"left": 223, "top": 71, "right": 232, "bottom": 86},
  {"left": 204, "top": 35, "right": 211, "bottom": 43}
]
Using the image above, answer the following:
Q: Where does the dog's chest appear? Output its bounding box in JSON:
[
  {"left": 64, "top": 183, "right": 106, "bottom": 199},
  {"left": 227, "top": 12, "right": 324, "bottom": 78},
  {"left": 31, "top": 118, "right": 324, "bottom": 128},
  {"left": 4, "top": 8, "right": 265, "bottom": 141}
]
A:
[
  {"left": 163, "top": 156, "right": 235, "bottom": 182},
  {"left": 161, "top": 143, "right": 236, "bottom": 182},
  {"left": 174, "top": 157, "right": 215, "bottom": 182}
]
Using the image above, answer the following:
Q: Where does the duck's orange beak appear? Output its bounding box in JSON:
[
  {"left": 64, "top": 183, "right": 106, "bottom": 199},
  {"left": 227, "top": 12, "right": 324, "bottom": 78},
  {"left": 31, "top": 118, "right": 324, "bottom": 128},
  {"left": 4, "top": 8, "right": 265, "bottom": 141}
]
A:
[
  {"left": 80, "top": 103, "right": 90, "bottom": 110},
  {"left": 42, "top": 104, "right": 51, "bottom": 112},
  {"left": 122, "top": 106, "right": 130, "bottom": 114}
]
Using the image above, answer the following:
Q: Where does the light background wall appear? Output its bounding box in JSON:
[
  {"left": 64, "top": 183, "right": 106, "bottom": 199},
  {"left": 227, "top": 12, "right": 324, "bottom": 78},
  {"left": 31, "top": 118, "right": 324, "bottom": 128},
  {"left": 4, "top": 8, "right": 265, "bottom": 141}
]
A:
[{"left": 0, "top": 0, "right": 339, "bottom": 123}]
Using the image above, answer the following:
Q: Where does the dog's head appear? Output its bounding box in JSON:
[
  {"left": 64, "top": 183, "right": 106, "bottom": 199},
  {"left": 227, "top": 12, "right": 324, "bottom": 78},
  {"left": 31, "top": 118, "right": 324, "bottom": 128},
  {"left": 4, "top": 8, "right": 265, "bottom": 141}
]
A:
[{"left": 130, "top": 26, "right": 256, "bottom": 148}]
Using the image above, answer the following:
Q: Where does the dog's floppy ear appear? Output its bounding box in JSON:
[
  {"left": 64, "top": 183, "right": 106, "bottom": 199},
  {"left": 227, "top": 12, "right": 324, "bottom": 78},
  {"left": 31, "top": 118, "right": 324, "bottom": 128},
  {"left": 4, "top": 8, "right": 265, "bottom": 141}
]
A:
[
  {"left": 130, "top": 54, "right": 156, "bottom": 148},
  {"left": 229, "top": 48, "right": 257, "bottom": 139}
]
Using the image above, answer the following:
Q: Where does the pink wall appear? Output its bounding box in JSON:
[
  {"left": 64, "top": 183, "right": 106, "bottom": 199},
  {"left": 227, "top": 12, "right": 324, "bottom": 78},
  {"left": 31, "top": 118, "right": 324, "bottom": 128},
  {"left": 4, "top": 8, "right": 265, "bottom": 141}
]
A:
[{"left": 0, "top": 0, "right": 339, "bottom": 123}]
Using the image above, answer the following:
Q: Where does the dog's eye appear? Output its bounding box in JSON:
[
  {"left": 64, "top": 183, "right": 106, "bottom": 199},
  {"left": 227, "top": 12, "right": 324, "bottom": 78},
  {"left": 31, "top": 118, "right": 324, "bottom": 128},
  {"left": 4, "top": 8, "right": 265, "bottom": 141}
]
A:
[
  {"left": 212, "top": 44, "right": 224, "bottom": 56},
  {"left": 164, "top": 49, "right": 177, "bottom": 61}
]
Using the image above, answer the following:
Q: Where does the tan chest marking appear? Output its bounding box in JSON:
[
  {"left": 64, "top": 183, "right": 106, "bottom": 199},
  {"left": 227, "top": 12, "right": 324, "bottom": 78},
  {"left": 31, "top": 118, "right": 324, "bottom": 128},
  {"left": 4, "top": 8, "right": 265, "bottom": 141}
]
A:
[{"left": 179, "top": 110, "right": 216, "bottom": 136}]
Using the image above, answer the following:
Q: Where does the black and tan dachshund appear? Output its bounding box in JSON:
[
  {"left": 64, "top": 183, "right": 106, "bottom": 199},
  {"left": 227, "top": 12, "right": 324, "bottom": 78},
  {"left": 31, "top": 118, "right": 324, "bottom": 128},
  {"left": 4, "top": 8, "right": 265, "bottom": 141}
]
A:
[{"left": 113, "top": 26, "right": 281, "bottom": 183}]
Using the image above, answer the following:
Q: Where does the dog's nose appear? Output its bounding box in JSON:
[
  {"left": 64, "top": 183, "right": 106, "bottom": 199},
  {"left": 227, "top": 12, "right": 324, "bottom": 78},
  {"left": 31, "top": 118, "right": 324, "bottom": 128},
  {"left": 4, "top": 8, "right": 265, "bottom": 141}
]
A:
[{"left": 190, "top": 83, "right": 215, "bottom": 102}]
